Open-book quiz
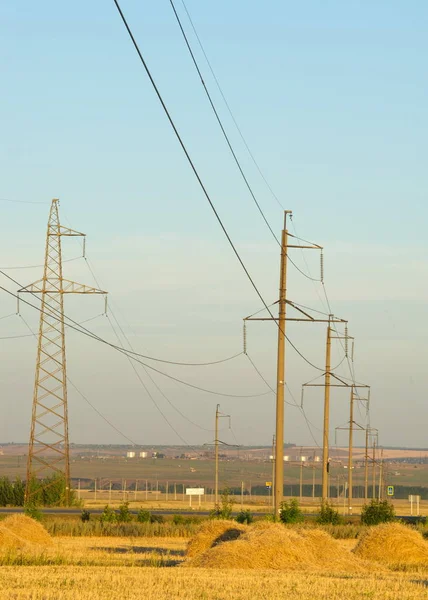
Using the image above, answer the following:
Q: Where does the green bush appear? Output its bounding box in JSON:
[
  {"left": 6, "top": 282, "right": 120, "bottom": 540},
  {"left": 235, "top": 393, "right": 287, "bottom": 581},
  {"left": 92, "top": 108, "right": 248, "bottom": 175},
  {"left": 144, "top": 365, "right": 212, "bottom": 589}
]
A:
[
  {"left": 24, "top": 505, "right": 43, "bottom": 521},
  {"left": 117, "top": 502, "right": 132, "bottom": 523},
  {"left": 80, "top": 509, "right": 90, "bottom": 523},
  {"left": 361, "top": 499, "right": 395, "bottom": 526},
  {"left": 137, "top": 509, "right": 151, "bottom": 523},
  {"left": 99, "top": 505, "right": 117, "bottom": 524},
  {"left": 150, "top": 514, "right": 164, "bottom": 524},
  {"left": 279, "top": 499, "right": 304, "bottom": 524},
  {"left": 236, "top": 509, "right": 253, "bottom": 525},
  {"left": 316, "top": 502, "right": 344, "bottom": 525},
  {"left": 210, "top": 488, "right": 234, "bottom": 520},
  {"left": 172, "top": 514, "right": 185, "bottom": 525}
]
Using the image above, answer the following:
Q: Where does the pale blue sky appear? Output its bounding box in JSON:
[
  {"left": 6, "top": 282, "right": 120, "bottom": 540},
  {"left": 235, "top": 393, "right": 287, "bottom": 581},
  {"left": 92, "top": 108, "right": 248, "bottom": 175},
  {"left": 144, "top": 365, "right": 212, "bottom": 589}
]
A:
[{"left": 0, "top": 1, "right": 427, "bottom": 448}]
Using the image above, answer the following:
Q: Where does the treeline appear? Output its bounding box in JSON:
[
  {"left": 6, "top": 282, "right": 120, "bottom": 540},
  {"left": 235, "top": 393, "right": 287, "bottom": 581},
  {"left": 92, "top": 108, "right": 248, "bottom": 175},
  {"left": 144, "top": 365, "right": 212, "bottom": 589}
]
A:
[{"left": 0, "top": 476, "right": 78, "bottom": 507}]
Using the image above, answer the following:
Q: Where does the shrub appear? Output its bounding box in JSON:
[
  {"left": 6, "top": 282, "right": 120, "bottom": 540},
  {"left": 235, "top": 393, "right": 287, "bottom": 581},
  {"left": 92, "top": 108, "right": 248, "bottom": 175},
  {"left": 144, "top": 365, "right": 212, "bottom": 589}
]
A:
[
  {"left": 210, "top": 488, "right": 234, "bottom": 520},
  {"left": 80, "top": 509, "right": 90, "bottom": 523},
  {"left": 24, "top": 505, "right": 43, "bottom": 522},
  {"left": 279, "top": 499, "right": 304, "bottom": 524},
  {"left": 316, "top": 502, "right": 343, "bottom": 525},
  {"left": 117, "top": 502, "right": 132, "bottom": 523},
  {"left": 99, "top": 505, "right": 117, "bottom": 524},
  {"left": 137, "top": 509, "right": 151, "bottom": 523},
  {"left": 236, "top": 509, "right": 253, "bottom": 525},
  {"left": 172, "top": 514, "right": 185, "bottom": 525},
  {"left": 361, "top": 499, "right": 395, "bottom": 526},
  {"left": 150, "top": 514, "right": 164, "bottom": 524}
]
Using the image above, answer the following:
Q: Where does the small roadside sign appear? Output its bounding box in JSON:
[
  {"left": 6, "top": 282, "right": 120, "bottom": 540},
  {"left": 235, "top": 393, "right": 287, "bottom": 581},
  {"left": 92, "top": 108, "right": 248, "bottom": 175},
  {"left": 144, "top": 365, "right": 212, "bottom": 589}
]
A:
[
  {"left": 265, "top": 481, "right": 272, "bottom": 489},
  {"left": 387, "top": 485, "right": 394, "bottom": 496}
]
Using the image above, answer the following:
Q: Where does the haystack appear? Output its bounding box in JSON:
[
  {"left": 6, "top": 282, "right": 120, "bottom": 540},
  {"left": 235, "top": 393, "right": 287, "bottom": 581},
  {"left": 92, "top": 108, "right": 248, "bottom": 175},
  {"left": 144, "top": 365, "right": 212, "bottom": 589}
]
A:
[
  {"left": 186, "top": 520, "right": 246, "bottom": 558},
  {"left": 186, "top": 522, "right": 370, "bottom": 572},
  {"left": 0, "top": 515, "right": 52, "bottom": 549},
  {"left": 354, "top": 522, "right": 428, "bottom": 565}
]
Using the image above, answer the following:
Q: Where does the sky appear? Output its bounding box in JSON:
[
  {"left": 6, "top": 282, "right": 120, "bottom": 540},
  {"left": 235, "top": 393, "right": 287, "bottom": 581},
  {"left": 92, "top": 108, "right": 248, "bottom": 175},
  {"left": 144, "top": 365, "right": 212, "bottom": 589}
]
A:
[{"left": 0, "top": 1, "right": 427, "bottom": 449}]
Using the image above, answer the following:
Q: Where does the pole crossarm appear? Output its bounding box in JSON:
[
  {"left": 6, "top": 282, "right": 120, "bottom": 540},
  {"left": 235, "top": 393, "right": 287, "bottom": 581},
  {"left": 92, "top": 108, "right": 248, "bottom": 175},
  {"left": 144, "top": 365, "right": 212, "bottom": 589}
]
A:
[
  {"left": 19, "top": 279, "right": 106, "bottom": 295},
  {"left": 244, "top": 303, "right": 347, "bottom": 324}
]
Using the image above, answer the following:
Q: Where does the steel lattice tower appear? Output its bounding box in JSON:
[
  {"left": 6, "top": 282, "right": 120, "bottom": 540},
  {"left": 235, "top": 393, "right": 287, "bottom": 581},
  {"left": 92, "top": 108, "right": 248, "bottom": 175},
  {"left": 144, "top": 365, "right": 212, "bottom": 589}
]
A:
[{"left": 19, "top": 199, "right": 106, "bottom": 505}]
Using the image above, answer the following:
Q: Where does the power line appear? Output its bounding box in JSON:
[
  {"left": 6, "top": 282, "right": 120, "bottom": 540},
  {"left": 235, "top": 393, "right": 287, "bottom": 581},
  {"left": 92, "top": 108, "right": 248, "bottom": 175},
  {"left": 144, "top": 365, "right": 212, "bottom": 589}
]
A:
[
  {"left": 1, "top": 270, "right": 268, "bottom": 397},
  {"left": 111, "top": 0, "right": 326, "bottom": 374},
  {"left": 0, "top": 198, "right": 49, "bottom": 205},
  {"left": 18, "top": 314, "right": 139, "bottom": 446},
  {"left": 168, "top": 0, "right": 280, "bottom": 247},
  {"left": 179, "top": 0, "right": 285, "bottom": 212},
  {"left": 0, "top": 256, "right": 83, "bottom": 270}
]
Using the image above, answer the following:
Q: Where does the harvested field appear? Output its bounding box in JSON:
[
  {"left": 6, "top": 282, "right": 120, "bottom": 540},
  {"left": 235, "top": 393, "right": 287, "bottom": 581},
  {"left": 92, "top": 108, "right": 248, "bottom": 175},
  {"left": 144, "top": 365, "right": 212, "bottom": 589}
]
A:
[
  {"left": 186, "top": 522, "right": 372, "bottom": 572},
  {"left": 186, "top": 520, "right": 246, "bottom": 558},
  {"left": 1, "top": 566, "right": 428, "bottom": 600},
  {"left": 0, "top": 515, "right": 52, "bottom": 550},
  {"left": 354, "top": 523, "right": 428, "bottom": 566}
]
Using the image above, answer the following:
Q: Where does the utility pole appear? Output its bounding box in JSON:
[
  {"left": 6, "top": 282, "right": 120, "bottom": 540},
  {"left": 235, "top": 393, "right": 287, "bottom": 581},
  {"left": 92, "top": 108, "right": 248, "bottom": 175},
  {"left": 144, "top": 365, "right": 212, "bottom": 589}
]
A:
[
  {"left": 300, "top": 460, "right": 303, "bottom": 502},
  {"left": 273, "top": 210, "right": 290, "bottom": 516},
  {"left": 271, "top": 435, "right": 275, "bottom": 509},
  {"left": 19, "top": 199, "right": 106, "bottom": 506},
  {"left": 347, "top": 388, "right": 354, "bottom": 515},
  {"left": 335, "top": 386, "right": 370, "bottom": 515},
  {"left": 364, "top": 427, "right": 369, "bottom": 501},
  {"left": 322, "top": 324, "right": 332, "bottom": 502},
  {"left": 244, "top": 210, "right": 336, "bottom": 516},
  {"left": 365, "top": 427, "right": 378, "bottom": 501},
  {"left": 214, "top": 404, "right": 230, "bottom": 504},
  {"left": 372, "top": 439, "right": 377, "bottom": 500},
  {"left": 378, "top": 449, "right": 384, "bottom": 500}
]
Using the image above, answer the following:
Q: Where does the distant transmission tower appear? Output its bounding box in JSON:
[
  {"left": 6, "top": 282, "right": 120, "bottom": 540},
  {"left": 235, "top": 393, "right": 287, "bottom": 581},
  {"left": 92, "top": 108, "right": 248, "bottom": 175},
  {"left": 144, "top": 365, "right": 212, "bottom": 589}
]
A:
[{"left": 19, "top": 199, "right": 106, "bottom": 505}]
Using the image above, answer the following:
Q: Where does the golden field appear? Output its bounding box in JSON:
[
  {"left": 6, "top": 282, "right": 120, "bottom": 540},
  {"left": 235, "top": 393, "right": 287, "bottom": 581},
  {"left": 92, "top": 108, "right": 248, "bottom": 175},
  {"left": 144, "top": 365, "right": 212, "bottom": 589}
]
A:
[
  {"left": 1, "top": 517, "right": 428, "bottom": 599},
  {"left": 0, "top": 535, "right": 427, "bottom": 599}
]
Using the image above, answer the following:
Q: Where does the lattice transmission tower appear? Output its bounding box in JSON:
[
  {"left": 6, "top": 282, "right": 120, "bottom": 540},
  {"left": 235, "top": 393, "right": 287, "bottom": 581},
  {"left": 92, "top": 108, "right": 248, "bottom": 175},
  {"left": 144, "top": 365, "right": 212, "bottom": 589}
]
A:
[{"left": 19, "top": 199, "right": 106, "bottom": 505}]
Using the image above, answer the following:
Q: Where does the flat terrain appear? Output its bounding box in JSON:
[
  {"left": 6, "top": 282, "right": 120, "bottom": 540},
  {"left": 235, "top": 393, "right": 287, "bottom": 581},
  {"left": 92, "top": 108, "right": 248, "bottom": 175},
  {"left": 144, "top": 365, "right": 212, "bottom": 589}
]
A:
[{"left": 1, "top": 536, "right": 428, "bottom": 599}]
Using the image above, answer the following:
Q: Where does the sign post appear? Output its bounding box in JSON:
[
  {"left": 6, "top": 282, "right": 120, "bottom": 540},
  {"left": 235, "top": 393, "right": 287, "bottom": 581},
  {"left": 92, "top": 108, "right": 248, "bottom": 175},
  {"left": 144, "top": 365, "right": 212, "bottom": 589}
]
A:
[
  {"left": 186, "top": 488, "right": 204, "bottom": 508},
  {"left": 387, "top": 485, "right": 394, "bottom": 497}
]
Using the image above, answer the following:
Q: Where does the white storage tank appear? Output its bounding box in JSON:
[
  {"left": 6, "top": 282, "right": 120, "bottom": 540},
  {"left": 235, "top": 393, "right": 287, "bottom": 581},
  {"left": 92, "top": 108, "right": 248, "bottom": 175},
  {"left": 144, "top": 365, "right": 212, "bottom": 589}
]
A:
[
  {"left": 300, "top": 456, "right": 308, "bottom": 462},
  {"left": 126, "top": 451, "right": 136, "bottom": 458},
  {"left": 314, "top": 456, "right": 321, "bottom": 462},
  {"left": 139, "top": 451, "right": 148, "bottom": 458},
  {"left": 283, "top": 455, "right": 290, "bottom": 462}
]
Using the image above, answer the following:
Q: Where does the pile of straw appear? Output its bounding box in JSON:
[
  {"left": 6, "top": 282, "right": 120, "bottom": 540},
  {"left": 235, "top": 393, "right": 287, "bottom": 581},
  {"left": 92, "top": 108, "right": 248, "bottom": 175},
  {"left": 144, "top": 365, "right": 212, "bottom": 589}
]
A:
[
  {"left": 186, "top": 520, "right": 246, "bottom": 558},
  {"left": 0, "top": 515, "right": 52, "bottom": 549},
  {"left": 186, "top": 522, "right": 369, "bottom": 571},
  {"left": 354, "top": 522, "right": 428, "bottom": 565}
]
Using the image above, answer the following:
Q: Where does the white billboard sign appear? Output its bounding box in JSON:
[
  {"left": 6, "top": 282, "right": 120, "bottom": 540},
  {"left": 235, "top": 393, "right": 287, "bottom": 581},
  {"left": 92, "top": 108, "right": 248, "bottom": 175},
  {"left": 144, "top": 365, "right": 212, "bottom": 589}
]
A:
[{"left": 186, "top": 488, "right": 204, "bottom": 496}]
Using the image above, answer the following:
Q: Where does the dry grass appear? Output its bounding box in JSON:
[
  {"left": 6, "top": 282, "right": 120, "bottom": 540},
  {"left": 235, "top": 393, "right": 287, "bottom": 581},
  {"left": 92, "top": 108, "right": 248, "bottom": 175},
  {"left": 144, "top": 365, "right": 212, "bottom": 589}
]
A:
[
  {"left": 354, "top": 523, "right": 428, "bottom": 567},
  {"left": 186, "top": 522, "right": 373, "bottom": 572},
  {"left": 186, "top": 520, "right": 246, "bottom": 558},
  {"left": 0, "top": 515, "right": 52, "bottom": 550}
]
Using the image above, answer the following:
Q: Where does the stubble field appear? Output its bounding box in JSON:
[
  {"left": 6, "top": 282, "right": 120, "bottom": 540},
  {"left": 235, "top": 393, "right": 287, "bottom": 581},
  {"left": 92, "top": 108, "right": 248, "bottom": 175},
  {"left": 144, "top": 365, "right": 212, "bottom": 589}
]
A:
[{"left": 2, "top": 535, "right": 428, "bottom": 600}]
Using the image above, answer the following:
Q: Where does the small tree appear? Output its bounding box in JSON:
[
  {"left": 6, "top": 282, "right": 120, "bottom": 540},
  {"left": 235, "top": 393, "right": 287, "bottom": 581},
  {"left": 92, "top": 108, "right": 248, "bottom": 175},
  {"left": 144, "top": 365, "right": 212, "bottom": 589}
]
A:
[
  {"left": 210, "top": 488, "right": 234, "bottom": 519},
  {"left": 361, "top": 499, "right": 395, "bottom": 525},
  {"left": 100, "top": 505, "right": 117, "bottom": 524},
  {"left": 279, "top": 498, "right": 304, "bottom": 524},
  {"left": 137, "top": 509, "right": 151, "bottom": 523},
  {"left": 316, "top": 501, "right": 344, "bottom": 525},
  {"left": 117, "top": 502, "right": 132, "bottom": 523}
]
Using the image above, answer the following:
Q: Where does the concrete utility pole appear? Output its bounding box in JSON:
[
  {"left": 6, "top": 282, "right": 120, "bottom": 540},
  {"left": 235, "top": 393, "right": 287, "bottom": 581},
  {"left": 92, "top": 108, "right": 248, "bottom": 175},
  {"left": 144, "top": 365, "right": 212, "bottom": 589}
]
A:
[
  {"left": 322, "top": 324, "right": 332, "bottom": 501},
  {"left": 271, "top": 435, "right": 276, "bottom": 509},
  {"left": 244, "top": 210, "right": 330, "bottom": 516},
  {"left": 214, "top": 404, "right": 230, "bottom": 504},
  {"left": 372, "top": 439, "right": 377, "bottom": 500},
  {"left": 273, "top": 210, "right": 290, "bottom": 516},
  {"left": 347, "top": 388, "right": 354, "bottom": 515},
  {"left": 364, "top": 427, "right": 378, "bottom": 501}
]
